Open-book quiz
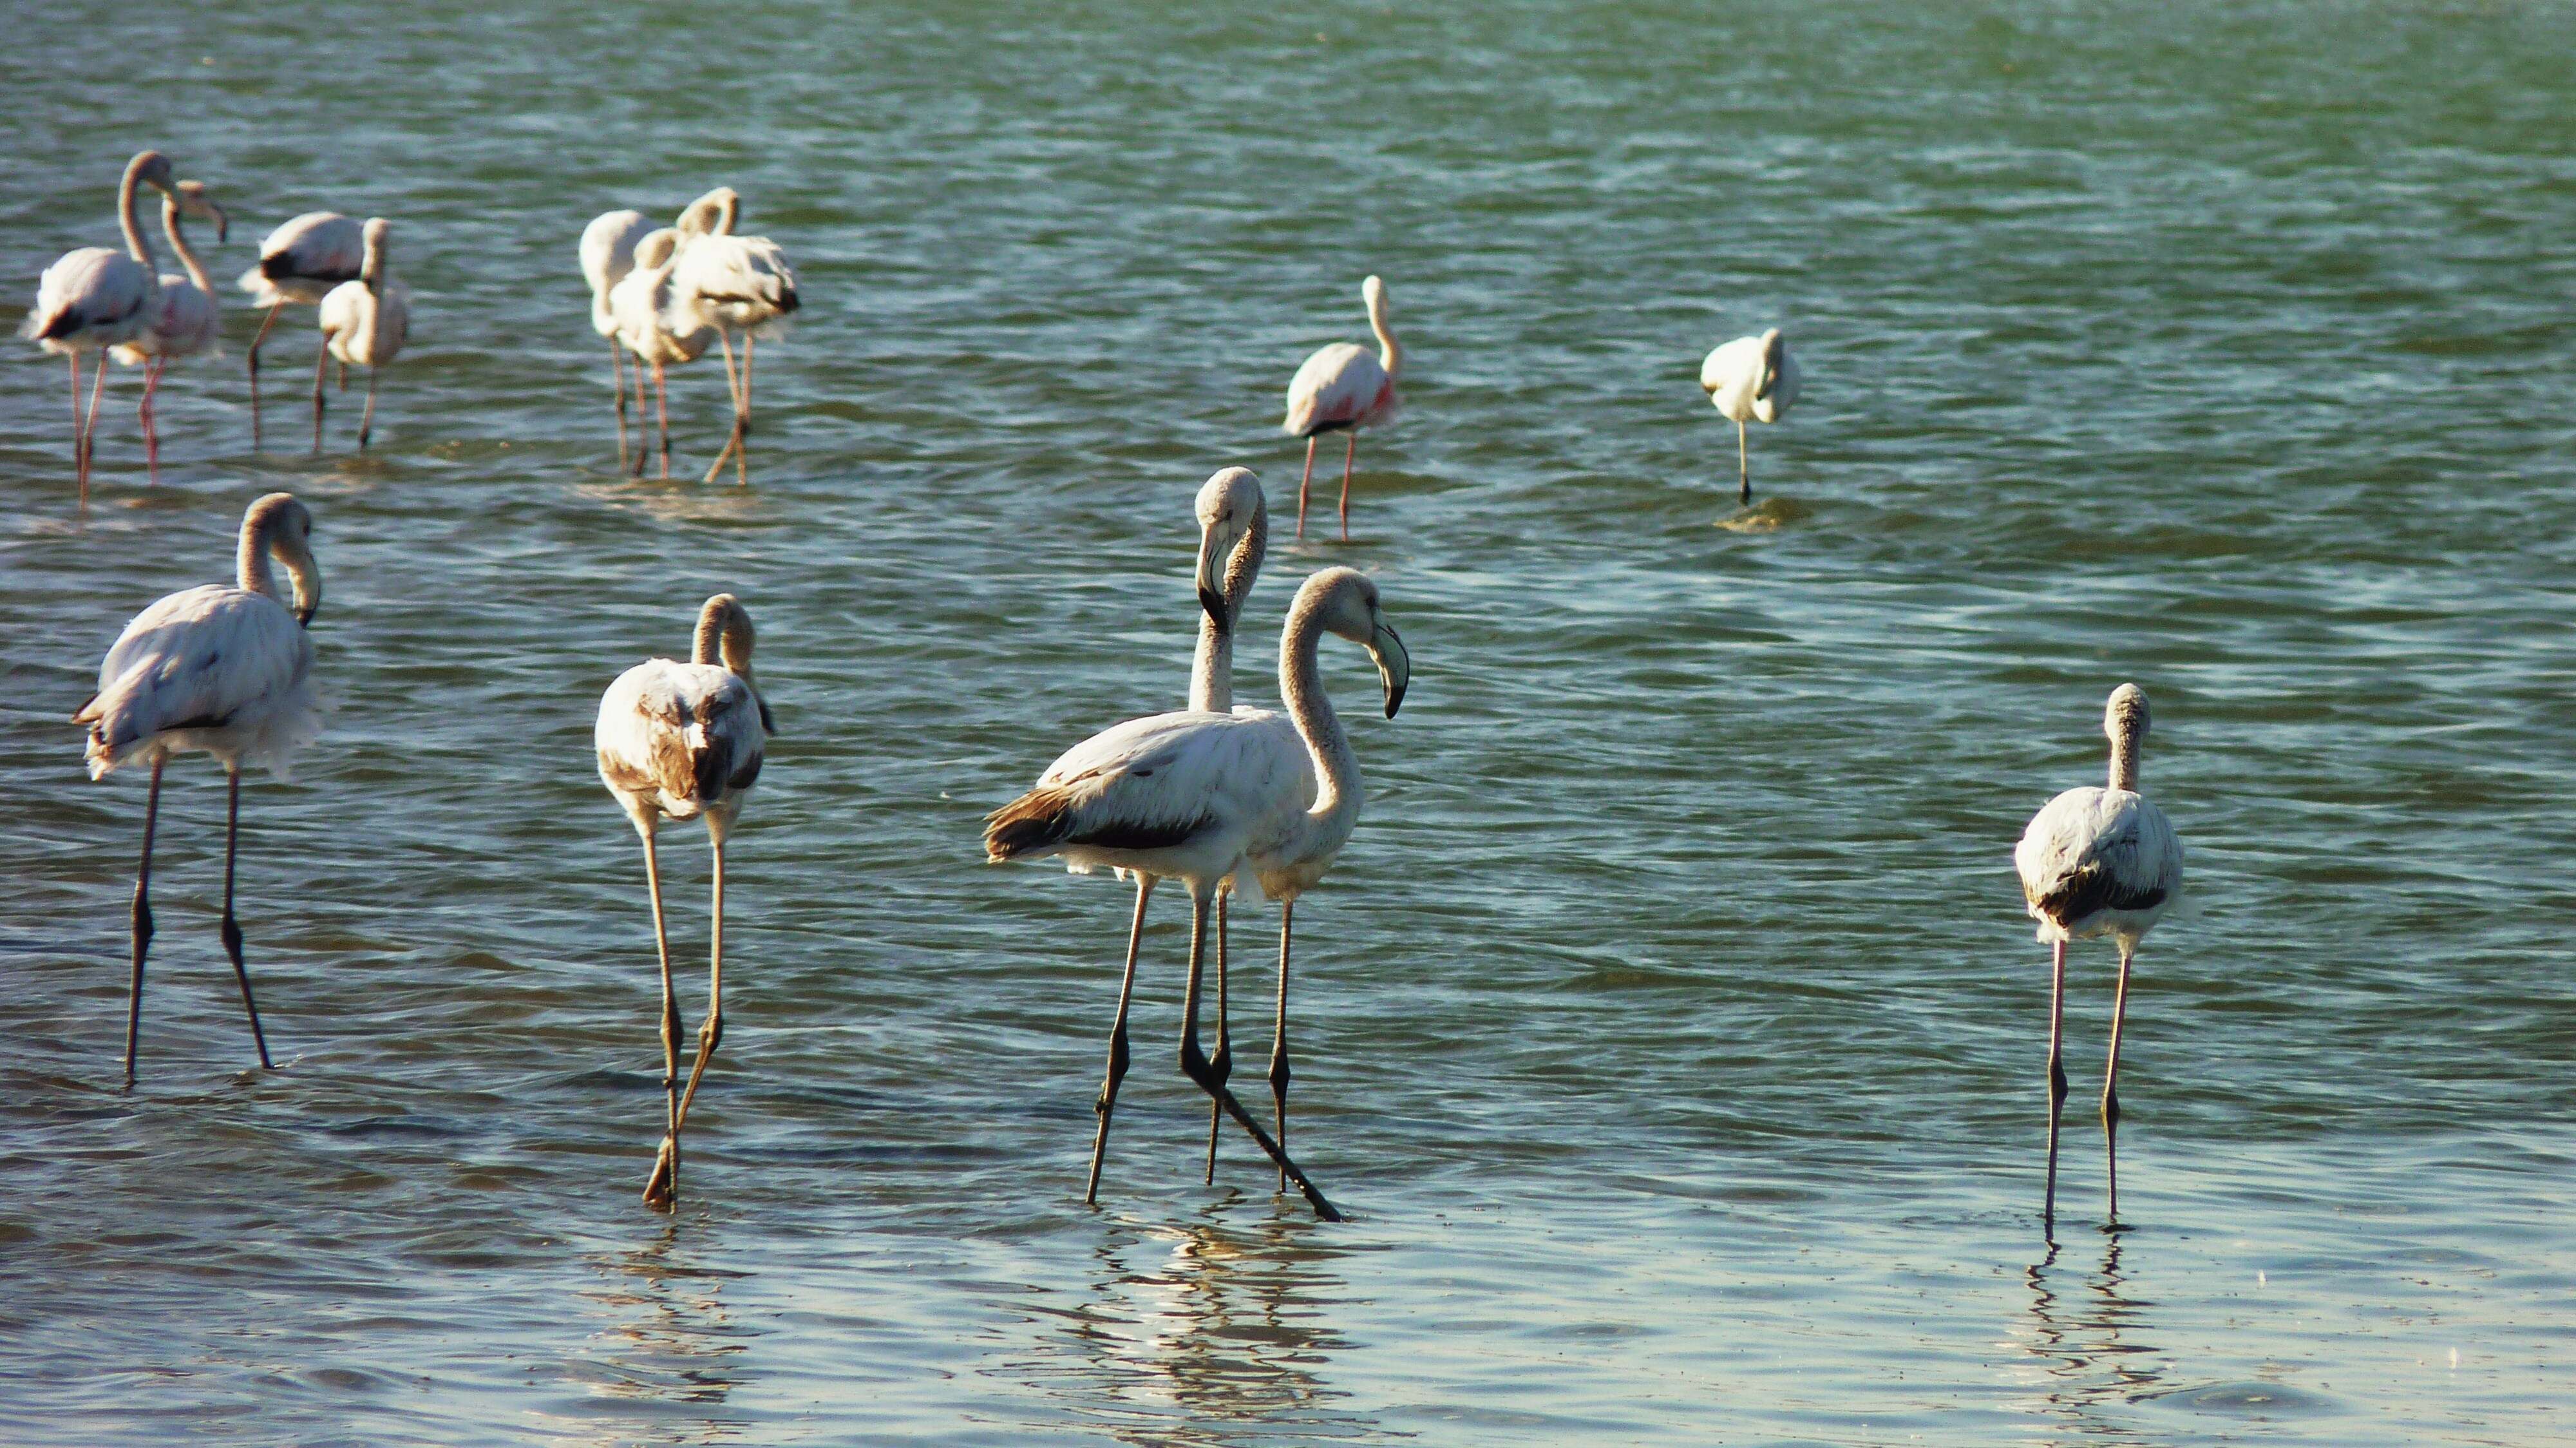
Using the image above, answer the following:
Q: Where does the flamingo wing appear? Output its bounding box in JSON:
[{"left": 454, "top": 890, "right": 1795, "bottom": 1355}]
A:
[{"left": 75, "top": 586, "right": 310, "bottom": 777}]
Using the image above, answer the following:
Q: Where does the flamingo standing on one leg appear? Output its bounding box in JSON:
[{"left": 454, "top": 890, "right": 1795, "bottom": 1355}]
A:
[
  {"left": 314, "top": 219, "right": 410, "bottom": 453},
  {"left": 983, "top": 567, "right": 1407, "bottom": 1222},
  {"left": 670, "top": 189, "right": 798, "bottom": 485},
  {"left": 22, "top": 150, "right": 181, "bottom": 503},
  {"left": 609, "top": 229, "right": 715, "bottom": 481},
  {"left": 1281, "top": 275, "right": 1402, "bottom": 542},
  {"left": 73, "top": 491, "right": 323, "bottom": 1085},
  {"left": 112, "top": 180, "right": 231, "bottom": 482},
  {"left": 1700, "top": 327, "right": 1799, "bottom": 507},
  {"left": 596, "top": 594, "right": 775, "bottom": 1210},
  {"left": 238, "top": 211, "right": 363, "bottom": 450},
  {"left": 580, "top": 209, "right": 654, "bottom": 468},
  {"left": 2014, "top": 683, "right": 2184, "bottom": 1233}
]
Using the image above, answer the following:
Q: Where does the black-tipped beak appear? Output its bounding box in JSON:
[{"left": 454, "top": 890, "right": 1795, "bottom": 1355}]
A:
[
  {"left": 1372, "top": 622, "right": 1409, "bottom": 718},
  {"left": 213, "top": 205, "right": 230, "bottom": 245},
  {"left": 1199, "top": 585, "right": 1229, "bottom": 634},
  {"left": 293, "top": 604, "right": 315, "bottom": 628}
]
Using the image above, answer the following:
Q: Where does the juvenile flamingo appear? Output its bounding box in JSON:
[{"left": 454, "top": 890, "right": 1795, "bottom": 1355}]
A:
[
  {"left": 596, "top": 594, "right": 775, "bottom": 1210},
  {"left": 74, "top": 492, "right": 323, "bottom": 1085},
  {"left": 984, "top": 567, "right": 1408, "bottom": 1221},
  {"left": 1700, "top": 327, "right": 1799, "bottom": 506},
  {"left": 111, "top": 180, "right": 231, "bottom": 482},
  {"left": 1281, "top": 275, "right": 1401, "bottom": 541},
  {"left": 21, "top": 150, "right": 181, "bottom": 501},
  {"left": 670, "top": 187, "right": 798, "bottom": 484},
  {"left": 2014, "top": 683, "right": 2184, "bottom": 1232},
  {"left": 580, "top": 209, "right": 654, "bottom": 466},
  {"left": 609, "top": 229, "right": 716, "bottom": 480},
  {"left": 314, "top": 218, "right": 410, "bottom": 452},
  {"left": 238, "top": 211, "right": 363, "bottom": 449}
]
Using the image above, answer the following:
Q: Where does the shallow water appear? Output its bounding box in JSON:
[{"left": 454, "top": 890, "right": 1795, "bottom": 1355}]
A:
[{"left": 5, "top": 1, "right": 2575, "bottom": 1443}]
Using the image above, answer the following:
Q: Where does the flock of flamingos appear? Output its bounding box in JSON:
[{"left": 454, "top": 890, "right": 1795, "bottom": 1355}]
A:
[{"left": 28, "top": 149, "right": 2181, "bottom": 1232}]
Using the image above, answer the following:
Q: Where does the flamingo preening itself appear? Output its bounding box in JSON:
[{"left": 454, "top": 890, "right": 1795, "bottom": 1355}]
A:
[
  {"left": 239, "top": 211, "right": 363, "bottom": 450},
  {"left": 1700, "top": 327, "right": 1799, "bottom": 506}
]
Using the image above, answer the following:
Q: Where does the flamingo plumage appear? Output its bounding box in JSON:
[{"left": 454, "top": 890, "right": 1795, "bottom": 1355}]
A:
[
  {"left": 110, "top": 180, "right": 231, "bottom": 482},
  {"left": 23, "top": 150, "right": 182, "bottom": 502},
  {"left": 1281, "top": 274, "right": 1402, "bottom": 541},
  {"left": 596, "top": 593, "right": 775, "bottom": 1210},
  {"left": 2013, "top": 683, "right": 2184, "bottom": 1232},
  {"left": 75, "top": 492, "right": 324, "bottom": 1085},
  {"left": 609, "top": 228, "right": 716, "bottom": 481},
  {"left": 668, "top": 187, "right": 798, "bottom": 484},
  {"left": 314, "top": 218, "right": 410, "bottom": 452},
  {"left": 580, "top": 208, "right": 654, "bottom": 468},
  {"left": 238, "top": 211, "right": 363, "bottom": 449},
  {"left": 1700, "top": 327, "right": 1799, "bottom": 506}
]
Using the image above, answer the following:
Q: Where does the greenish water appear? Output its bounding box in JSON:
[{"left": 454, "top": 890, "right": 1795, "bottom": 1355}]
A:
[{"left": 5, "top": 2, "right": 2574, "bottom": 1443}]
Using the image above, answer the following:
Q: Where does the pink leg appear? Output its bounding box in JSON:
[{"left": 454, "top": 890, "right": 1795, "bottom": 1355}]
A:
[
  {"left": 1340, "top": 433, "right": 1356, "bottom": 541},
  {"left": 68, "top": 352, "right": 86, "bottom": 497},
  {"left": 1297, "top": 437, "right": 1316, "bottom": 540},
  {"left": 140, "top": 358, "right": 162, "bottom": 483},
  {"left": 80, "top": 352, "right": 109, "bottom": 496},
  {"left": 611, "top": 341, "right": 629, "bottom": 468},
  {"left": 654, "top": 361, "right": 672, "bottom": 481},
  {"left": 629, "top": 353, "right": 652, "bottom": 478}
]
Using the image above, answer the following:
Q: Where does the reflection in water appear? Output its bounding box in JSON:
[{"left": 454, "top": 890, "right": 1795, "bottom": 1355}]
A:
[
  {"left": 2018, "top": 1233, "right": 2164, "bottom": 1440},
  {"left": 1009, "top": 1199, "right": 1376, "bottom": 1445},
  {"left": 558, "top": 1228, "right": 759, "bottom": 1447}
]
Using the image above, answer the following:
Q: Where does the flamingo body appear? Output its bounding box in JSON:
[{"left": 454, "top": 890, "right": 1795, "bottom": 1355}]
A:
[
  {"left": 2014, "top": 786, "right": 2181, "bottom": 948},
  {"left": 1700, "top": 329, "right": 1800, "bottom": 426},
  {"left": 238, "top": 213, "right": 363, "bottom": 306},
  {"left": 581, "top": 209, "right": 654, "bottom": 339},
  {"left": 24, "top": 247, "right": 157, "bottom": 354},
  {"left": 595, "top": 658, "right": 768, "bottom": 825},
  {"left": 1282, "top": 343, "right": 1395, "bottom": 438}
]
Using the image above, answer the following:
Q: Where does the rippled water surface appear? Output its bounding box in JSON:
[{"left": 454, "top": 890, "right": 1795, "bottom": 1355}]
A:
[{"left": 6, "top": 1, "right": 2575, "bottom": 1443}]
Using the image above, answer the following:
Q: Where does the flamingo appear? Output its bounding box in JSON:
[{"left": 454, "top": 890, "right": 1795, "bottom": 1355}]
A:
[
  {"left": 111, "top": 180, "right": 230, "bottom": 482},
  {"left": 1700, "top": 327, "right": 1799, "bottom": 506},
  {"left": 314, "top": 218, "right": 410, "bottom": 453},
  {"left": 983, "top": 566, "right": 1408, "bottom": 1222},
  {"left": 2014, "top": 683, "right": 2184, "bottom": 1231},
  {"left": 1280, "top": 275, "right": 1401, "bottom": 542},
  {"left": 238, "top": 211, "right": 363, "bottom": 449},
  {"left": 670, "top": 187, "right": 799, "bottom": 485},
  {"left": 596, "top": 594, "right": 775, "bottom": 1210},
  {"left": 580, "top": 209, "right": 654, "bottom": 467},
  {"left": 21, "top": 149, "right": 180, "bottom": 502},
  {"left": 73, "top": 491, "right": 323, "bottom": 1085},
  {"left": 609, "top": 229, "right": 716, "bottom": 481}
]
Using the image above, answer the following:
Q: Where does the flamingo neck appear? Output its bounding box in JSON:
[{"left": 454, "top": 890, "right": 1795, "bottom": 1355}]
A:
[
  {"left": 2108, "top": 728, "right": 2141, "bottom": 793},
  {"left": 162, "top": 199, "right": 212, "bottom": 296},
  {"left": 117, "top": 158, "right": 158, "bottom": 272},
  {"left": 1189, "top": 502, "right": 1267, "bottom": 713},
  {"left": 1277, "top": 591, "right": 1363, "bottom": 858},
  {"left": 361, "top": 236, "right": 388, "bottom": 294},
  {"left": 236, "top": 511, "right": 280, "bottom": 600},
  {"left": 1368, "top": 297, "right": 1402, "bottom": 381}
]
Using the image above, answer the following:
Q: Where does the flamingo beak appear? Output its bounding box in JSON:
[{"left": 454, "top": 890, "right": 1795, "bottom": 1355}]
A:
[
  {"left": 1195, "top": 526, "right": 1231, "bottom": 636},
  {"left": 211, "top": 202, "right": 230, "bottom": 245},
  {"left": 1370, "top": 622, "right": 1409, "bottom": 718}
]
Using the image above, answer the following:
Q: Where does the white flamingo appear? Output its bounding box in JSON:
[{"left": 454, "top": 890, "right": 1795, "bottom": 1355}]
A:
[
  {"left": 670, "top": 187, "right": 799, "bottom": 485},
  {"left": 21, "top": 150, "right": 181, "bottom": 502},
  {"left": 314, "top": 218, "right": 410, "bottom": 453},
  {"left": 73, "top": 491, "right": 323, "bottom": 1085},
  {"left": 239, "top": 211, "right": 363, "bottom": 449},
  {"left": 984, "top": 566, "right": 1408, "bottom": 1221},
  {"left": 580, "top": 209, "right": 654, "bottom": 467},
  {"left": 110, "top": 179, "right": 231, "bottom": 482},
  {"left": 1700, "top": 327, "right": 1799, "bottom": 506},
  {"left": 596, "top": 594, "right": 774, "bottom": 1210},
  {"left": 609, "top": 228, "right": 716, "bottom": 481},
  {"left": 1281, "top": 275, "right": 1402, "bottom": 542},
  {"left": 2014, "top": 683, "right": 2184, "bottom": 1230}
]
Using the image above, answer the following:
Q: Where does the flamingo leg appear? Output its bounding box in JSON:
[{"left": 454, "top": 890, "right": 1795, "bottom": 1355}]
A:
[
  {"left": 1202, "top": 890, "right": 1231, "bottom": 1184},
  {"left": 1178, "top": 883, "right": 1341, "bottom": 1222},
  {"left": 1084, "top": 874, "right": 1153, "bottom": 1205},
  {"left": 68, "top": 352, "right": 88, "bottom": 498},
  {"left": 2042, "top": 938, "right": 2067, "bottom": 1235},
  {"left": 310, "top": 343, "right": 330, "bottom": 454},
  {"left": 611, "top": 341, "right": 630, "bottom": 468},
  {"left": 1268, "top": 900, "right": 1294, "bottom": 1194},
  {"left": 638, "top": 823, "right": 685, "bottom": 1210},
  {"left": 247, "top": 300, "right": 283, "bottom": 450},
  {"left": 140, "top": 358, "right": 162, "bottom": 484},
  {"left": 1738, "top": 419, "right": 1751, "bottom": 506},
  {"left": 123, "top": 757, "right": 165, "bottom": 1087},
  {"left": 654, "top": 361, "right": 672, "bottom": 481},
  {"left": 740, "top": 332, "right": 755, "bottom": 441},
  {"left": 359, "top": 368, "right": 379, "bottom": 451},
  {"left": 629, "top": 352, "right": 652, "bottom": 479},
  {"left": 219, "top": 767, "right": 274, "bottom": 1070},
  {"left": 2102, "top": 942, "right": 2136, "bottom": 1228},
  {"left": 80, "top": 352, "right": 108, "bottom": 492},
  {"left": 703, "top": 329, "right": 745, "bottom": 485},
  {"left": 1340, "top": 432, "right": 1356, "bottom": 542},
  {"left": 656, "top": 823, "right": 728, "bottom": 1202},
  {"left": 1297, "top": 437, "right": 1316, "bottom": 540},
  {"left": 337, "top": 358, "right": 347, "bottom": 393}
]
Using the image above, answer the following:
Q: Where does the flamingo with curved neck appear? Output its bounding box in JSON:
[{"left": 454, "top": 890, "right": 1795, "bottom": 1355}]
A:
[
  {"left": 1280, "top": 275, "right": 1403, "bottom": 540},
  {"left": 22, "top": 149, "right": 178, "bottom": 500},
  {"left": 114, "top": 180, "right": 230, "bottom": 481}
]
